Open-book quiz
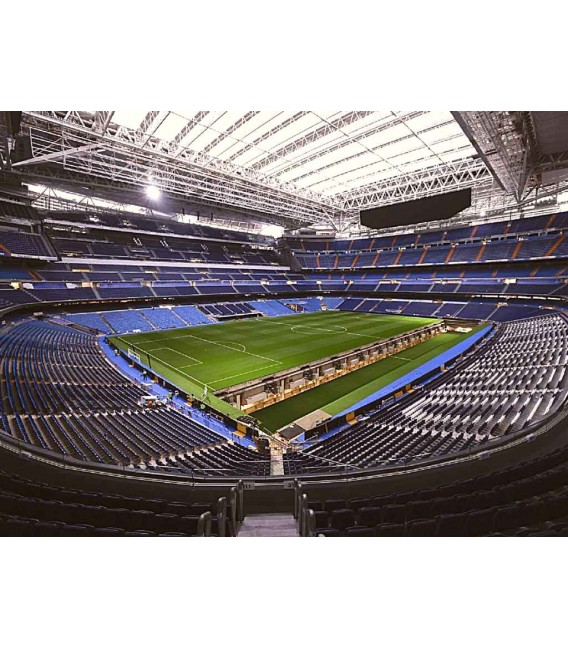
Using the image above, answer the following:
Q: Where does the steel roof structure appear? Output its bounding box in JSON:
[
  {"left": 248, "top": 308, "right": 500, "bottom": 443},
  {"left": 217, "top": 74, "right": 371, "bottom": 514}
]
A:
[{"left": 2, "top": 111, "right": 568, "bottom": 232}]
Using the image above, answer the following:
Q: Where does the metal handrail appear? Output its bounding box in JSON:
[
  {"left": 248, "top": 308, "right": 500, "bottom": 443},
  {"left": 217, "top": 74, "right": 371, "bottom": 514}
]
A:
[
  {"left": 228, "top": 487, "right": 238, "bottom": 536},
  {"left": 237, "top": 479, "right": 245, "bottom": 521},
  {"left": 0, "top": 397, "right": 566, "bottom": 488},
  {"left": 216, "top": 496, "right": 227, "bottom": 537},
  {"left": 293, "top": 479, "right": 302, "bottom": 519},
  {"left": 304, "top": 509, "right": 316, "bottom": 537},
  {"left": 298, "top": 493, "right": 309, "bottom": 536},
  {"left": 197, "top": 511, "right": 212, "bottom": 537},
  {"left": 297, "top": 495, "right": 318, "bottom": 537}
]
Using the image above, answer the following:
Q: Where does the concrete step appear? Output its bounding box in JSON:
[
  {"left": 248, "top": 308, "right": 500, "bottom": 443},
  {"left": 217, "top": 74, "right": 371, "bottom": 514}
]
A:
[{"left": 237, "top": 513, "right": 299, "bottom": 537}]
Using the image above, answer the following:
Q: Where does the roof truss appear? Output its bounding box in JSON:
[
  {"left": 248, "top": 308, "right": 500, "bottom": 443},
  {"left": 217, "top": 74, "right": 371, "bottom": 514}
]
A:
[
  {"left": 16, "top": 111, "right": 341, "bottom": 228},
  {"left": 4, "top": 110, "right": 564, "bottom": 231}
]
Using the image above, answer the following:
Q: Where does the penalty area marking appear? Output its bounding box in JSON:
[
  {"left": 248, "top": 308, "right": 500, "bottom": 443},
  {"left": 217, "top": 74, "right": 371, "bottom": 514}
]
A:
[
  {"left": 180, "top": 332, "right": 278, "bottom": 363},
  {"left": 145, "top": 346, "right": 203, "bottom": 367},
  {"left": 267, "top": 319, "right": 385, "bottom": 340},
  {"left": 214, "top": 340, "right": 247, "bottom": 352},
  {"left": 139, "top": 332, "right": 278, "bottom": 364}
]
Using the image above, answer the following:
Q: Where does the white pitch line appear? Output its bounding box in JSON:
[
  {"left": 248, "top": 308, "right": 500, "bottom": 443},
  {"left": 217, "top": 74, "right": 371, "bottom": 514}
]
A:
[
  {"left": 182, "top": 332, "right": 279, "bottom": 363},
  {"left": 262, "top": 317, "right": 385, "bottom": 340},
  {"left": 208, "top": 362, "right": 282, "bottom": 387},
  {"left": 292, "top": 324, "right": 349, "bottom": 334},
  {"left": 146, "top": 355, "right": 207, "bottom": 388},
  {"left": 166, "top": 348, "right": 203, "bottom": 366},
  {"left": 143, "top": 346, "right": 203, "bottom": 366},
  {"left": 140, "top": 331, "right": 278, "bottom": 364},
  {"left": 392, "top": 355, "right": 412, "bottom": 361}
]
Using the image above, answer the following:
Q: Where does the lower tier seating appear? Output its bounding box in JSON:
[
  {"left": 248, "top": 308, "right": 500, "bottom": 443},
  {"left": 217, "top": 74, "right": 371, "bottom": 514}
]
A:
[
  {"left": 292, "top": 314, "right": 568, "bottom": 473},
  {"left": 0, "top": 469, "right": 227, "bottom": 536},
  {"left": 0, "top": 321, "right": 233, "bottom": 469},
  {"left": 0, "top": 312, "right": 566, "bottom": 480},
  {"left": 299, "top": 442, "right": 568, "bottom": 536}
]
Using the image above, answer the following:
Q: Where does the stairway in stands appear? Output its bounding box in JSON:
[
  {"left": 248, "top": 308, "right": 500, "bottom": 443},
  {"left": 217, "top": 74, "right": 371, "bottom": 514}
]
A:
[
  {"left": 237, "top": 513, "right": 299, "bottom": 537},
  {"left": 99, "top": 313, "right": 116, "bottom": 333}
]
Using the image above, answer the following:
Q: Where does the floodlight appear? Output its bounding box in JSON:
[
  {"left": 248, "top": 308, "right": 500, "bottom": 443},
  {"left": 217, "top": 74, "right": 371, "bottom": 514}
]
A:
[
  {"left": 146, "top": 185, "right": 161, "bottom": 200},
  {"left": 260, "top": 224, "right": 284, "bottom": 238}
]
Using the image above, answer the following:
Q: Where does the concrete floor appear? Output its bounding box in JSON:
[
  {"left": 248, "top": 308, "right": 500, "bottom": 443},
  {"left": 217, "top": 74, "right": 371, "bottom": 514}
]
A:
[{"left": 237, "top": 513, "right": 299, "bottom": 537}]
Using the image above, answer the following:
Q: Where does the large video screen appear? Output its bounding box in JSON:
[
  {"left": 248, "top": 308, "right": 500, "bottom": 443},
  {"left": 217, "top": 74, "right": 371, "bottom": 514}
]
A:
[{"left": 360, "top": 188, "right": 471, "bottom": 230}]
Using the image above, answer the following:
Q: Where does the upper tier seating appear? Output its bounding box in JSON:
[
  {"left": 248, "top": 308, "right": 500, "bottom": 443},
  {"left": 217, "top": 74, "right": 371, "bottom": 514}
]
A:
[
  {"left": 0, "top": 268, "right": 33, "bottom": 281},
  {"left": 45, "top": 209, "right": 275, "bottom": 246},
  {"left": 292, "top": 233, "right": 567, "bottom": 271},
  {"left": 247, "top": 300, "right": 295, "bottom": 317},
  {"left": 288, "top": 209, "right": 568, "bottom": 277},
  {"left": 138, "top": 307, "right": 187, "bottom": 330},
  {"left": 50, "top": 232, "right": 282, "bottom": 268},
  {"left": 153, "top": 284, "right": 199, "bottom": 298},
  {"left": 97, "top": 285, "right": 154, "bottom": 300},
  {"left": 172, "top": 305, "right": 215, "bottom": 326},
  {"left": 0, "top": 230, "right": 54, "bottom": 259},
  {"left": 200, "top": 302, "right": 255, "bottom": 318},
  {"left": 65, "top": 313, "right": 114, "bottom": 334},
  {"left": 308, "top": 264, "right": 567, "bottom": 281},
  {"left": 282, "top": 297, "right": 323, "bottom": 312},
  {"left": 25, "top": 287, "right": 97, "bottom": 303},
  {"left": 0, "top": 288, "right": 40, "bottom": 309},
  {"left": 337, "top": 296, "right": 548, "bottom": 322},
  {"left": 288, "top": 211, "right": 568, "bottom": 253},
  {"left": 103, "top": 310, "right": 155, "bottom": 333},
  {"left": 0, "top": 202, "right": 40, "bottom": 221}
]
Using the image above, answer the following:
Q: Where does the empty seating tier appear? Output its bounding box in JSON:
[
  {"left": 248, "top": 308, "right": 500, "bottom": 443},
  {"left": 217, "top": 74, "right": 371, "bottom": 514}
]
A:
[
  {"left": 298, "top": 442, "right": 568, "bottom": 536},
  {"left": 297, "top": 314, "right": 568, "bottom": 473},
  {"left": 0, "top": 321, "right": 246, "bottom": 471}
]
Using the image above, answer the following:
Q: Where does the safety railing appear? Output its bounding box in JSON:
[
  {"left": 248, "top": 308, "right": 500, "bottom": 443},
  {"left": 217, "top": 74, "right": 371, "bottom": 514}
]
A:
[
  {"left": 197, "top": 511, "right": 212, "bottom": 536},
  {"left": 293, "top": 480, "right": 314, "bottom": 536},
  {"left": 227, "top": 480, "right": 245, "bottom": 535},
  {"left": 215, "top": 496, "right": 227, "bottom": 537},
  {"left": 1, "top": 396, "right": 567, "bottom": 490},
  {"left": 295, "top": 492, "right": 316, "bottom": 537}
]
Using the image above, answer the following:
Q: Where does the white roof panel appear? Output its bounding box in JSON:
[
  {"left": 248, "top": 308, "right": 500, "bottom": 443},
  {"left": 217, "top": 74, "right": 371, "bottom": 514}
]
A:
[
  {"left": 262, "top": 131, "right": 345, "bottom": 177},
  {"left": 214, "top": 112, "right": 285, "bottom": 159},
  {"left": 153, "top": 113, "right": 189, "bottom": 142},
  {"left": 404, "top": 111, "right": 453, "bottom": 132},
  {"left": 189, "top": 112, "right": 248, "bottom": 152},
  {"left": 176, "top": 112, "right": 223, "bottom": 150},
  {"left": 232, "top": 113, "right": 322, "bottom": 167},
  {"left": 62, "top": 110, "right": 484, "bottom": 212},
  {"left": 112, "top": 110, "right": 148, "bottom": 130},
  {"left": 341, "top": 112, "right": 394, "bottom": 135},
  {"left": 358, "top": 122, "right": 410, "bottom": 149}
]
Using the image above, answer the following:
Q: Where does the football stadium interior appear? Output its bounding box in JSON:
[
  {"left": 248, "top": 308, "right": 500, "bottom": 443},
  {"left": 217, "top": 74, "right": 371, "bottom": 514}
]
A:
[{"left": 1, "top": 109, "right": 568, "bottom": 537}]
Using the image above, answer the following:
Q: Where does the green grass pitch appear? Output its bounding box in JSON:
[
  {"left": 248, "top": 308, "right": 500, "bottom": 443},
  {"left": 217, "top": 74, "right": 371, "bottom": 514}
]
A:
[{"left": 110, "top": 310, "right": 476, "bottom": 431}]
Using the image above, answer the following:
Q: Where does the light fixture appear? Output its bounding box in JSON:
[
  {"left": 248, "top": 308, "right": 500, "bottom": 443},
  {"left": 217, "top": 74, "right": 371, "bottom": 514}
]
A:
[
  {"left": 260, "top": 223, "right": 284, "bottom": 238},
  {"left": 146, "top": 185, "right": 161, "bottom": 200}
]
